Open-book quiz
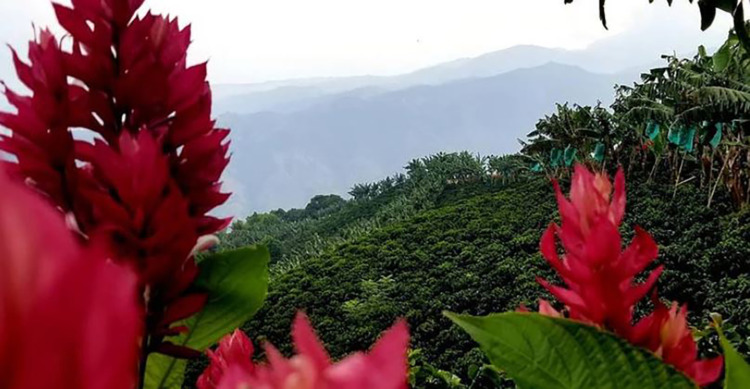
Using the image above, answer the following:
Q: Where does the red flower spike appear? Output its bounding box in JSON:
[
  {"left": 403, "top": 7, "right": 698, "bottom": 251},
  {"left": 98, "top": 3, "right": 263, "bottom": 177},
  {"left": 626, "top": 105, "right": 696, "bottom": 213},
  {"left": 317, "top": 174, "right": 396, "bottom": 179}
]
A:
[
  {"left": 0, "top": 168, "right": 140, "bottom": 389},
  {"left": 632, "top": 299, "right": 723, "bottom": 386},
  {"left": 1, "top": 0, "right": 232, "bottom": 356},
  {"left": 198, "top": 313, "right": 410, "bottom": 389},
  {"left": 1, "top": 33, "right": 76, "bottom": 207},
  {"left": 198, "top": 330, "right": 256, "bottom": 389},
  {"left": 533, "top": 165, "right": 722, "bottom": 385}
]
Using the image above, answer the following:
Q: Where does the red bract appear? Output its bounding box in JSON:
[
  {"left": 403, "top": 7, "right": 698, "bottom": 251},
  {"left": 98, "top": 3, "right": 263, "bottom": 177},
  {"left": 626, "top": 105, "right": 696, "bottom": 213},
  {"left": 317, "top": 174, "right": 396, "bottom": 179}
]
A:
[
  {"left": 534, "top": 165, "right": 721, "bottom": 385},
  {"left": 631, "top": 299, "right": 723, "bottom": 386},
  {"left": 0, "top": 0, "right": 230, "bottom": 356},
  {"left": 538, "top": 165, "right": 661, "bottom": 335},
  {"left": 198, "top": 329, "right": 256, "bottom": 389},
  {"left": 198, "top": 313, "right": 410, "bottom": 389},
  {"left": 0, "top": 168, "right": 140, "bottom": 388}
]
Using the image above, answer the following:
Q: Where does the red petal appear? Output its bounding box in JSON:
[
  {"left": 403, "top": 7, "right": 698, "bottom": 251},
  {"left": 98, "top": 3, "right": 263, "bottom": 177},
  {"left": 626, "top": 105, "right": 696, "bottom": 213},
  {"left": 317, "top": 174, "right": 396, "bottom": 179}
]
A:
[
  {"left": 537, "top": 277, "right": 588, "bottom": 312},
  {"left": 159, "top": 293, "right": 208, "bottom": 327},
  {"left": 624, "top": 265, "right": 664, "bottom": 307},
  {"left": 617, "top": 226, "right": 658, "bottom": 278},
  {"left": 292, "top": 312, "right": 331, "bottom": 371},
  {"left": 538, "top": 299, "right": 562, "bottom": 317},
  {"left": 9, "top": 47, "right": 34, "bottom": 89},
  {"left": 53, "top": 4, "right": 95, "bottom": 45},
  {"left": 688, "top": 356, "right": 724, "bottom": 386}
]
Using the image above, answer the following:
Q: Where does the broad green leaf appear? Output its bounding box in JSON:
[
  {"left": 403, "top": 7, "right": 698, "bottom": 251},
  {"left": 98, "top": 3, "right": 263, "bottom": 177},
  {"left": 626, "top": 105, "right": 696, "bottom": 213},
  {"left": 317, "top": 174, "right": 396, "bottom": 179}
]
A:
[
  {"left": 445, "top": 312, "right": 697, "bottom": 389},
  {"left": 717, "top": 326, "right": 750, "bottom": 388},
  {"left": 714, "top": 43, "right": 731, "bottom": 72},
  {"left": 145, "top": 245, "right": 270, "bottom": 389}
]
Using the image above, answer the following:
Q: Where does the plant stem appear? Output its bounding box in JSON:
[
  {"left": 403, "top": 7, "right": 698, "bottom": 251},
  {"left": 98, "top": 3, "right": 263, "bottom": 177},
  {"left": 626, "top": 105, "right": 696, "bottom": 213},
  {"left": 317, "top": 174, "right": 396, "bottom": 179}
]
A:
[
  {"left": 137, "top": 332, "right": 150, "bottom": 389},
  {"left": 709, "top": 151, "right": 728, "bottom": 208},
  {"left": 673, "top": 152, "right": 685, "bottom": 199}
]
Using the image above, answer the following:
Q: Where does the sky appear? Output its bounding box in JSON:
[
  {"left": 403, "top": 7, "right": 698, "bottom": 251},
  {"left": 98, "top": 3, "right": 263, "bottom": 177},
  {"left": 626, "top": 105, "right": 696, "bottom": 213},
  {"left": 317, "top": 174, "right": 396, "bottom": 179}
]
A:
[{"left": 0, "top": 0, "right": 735, "bottom": 85}]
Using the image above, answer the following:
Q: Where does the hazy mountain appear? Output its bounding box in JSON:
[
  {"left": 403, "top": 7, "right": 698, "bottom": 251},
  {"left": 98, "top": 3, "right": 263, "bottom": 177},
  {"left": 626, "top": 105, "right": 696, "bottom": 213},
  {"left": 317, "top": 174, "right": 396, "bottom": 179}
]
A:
[
  {"left": 219, "top": 63, "right": 638, "bottom": 215},
  {"left": 212, "top": 15, "right": 724, "bottom": 118}
]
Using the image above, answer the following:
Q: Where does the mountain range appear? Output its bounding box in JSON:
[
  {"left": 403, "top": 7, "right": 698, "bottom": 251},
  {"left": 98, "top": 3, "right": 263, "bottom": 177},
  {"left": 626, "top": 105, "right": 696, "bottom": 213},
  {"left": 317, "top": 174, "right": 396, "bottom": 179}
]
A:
[
  {"left": 217, "top": 60, "right": 637, "bottom": 215},
  {"left": 0, "top": 20, "right": 725, "bottom": 216},
  {"left": 214, "top": 12, "right": 736, "bottom": 216}
]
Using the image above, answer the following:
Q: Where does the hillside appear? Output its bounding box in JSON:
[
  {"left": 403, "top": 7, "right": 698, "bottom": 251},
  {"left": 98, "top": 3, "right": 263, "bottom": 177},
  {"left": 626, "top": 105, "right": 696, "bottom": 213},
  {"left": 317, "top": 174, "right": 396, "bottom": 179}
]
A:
[
  {"left": 219, "top": 63, "right": 636, "bottom": 215},
  {"left": 188, "top": 164, "right": 750, "bottom": 388}
]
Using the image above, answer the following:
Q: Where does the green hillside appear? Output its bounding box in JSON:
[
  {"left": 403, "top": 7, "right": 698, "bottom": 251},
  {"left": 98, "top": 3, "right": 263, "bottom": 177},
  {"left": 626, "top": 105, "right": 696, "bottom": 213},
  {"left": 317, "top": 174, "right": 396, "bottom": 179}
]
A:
[
  {"left": 183, "top": 33, "right": 750, "bottom": 388},
  {"left": 184, "top": 165, "right": 750, "bottom": 387}
]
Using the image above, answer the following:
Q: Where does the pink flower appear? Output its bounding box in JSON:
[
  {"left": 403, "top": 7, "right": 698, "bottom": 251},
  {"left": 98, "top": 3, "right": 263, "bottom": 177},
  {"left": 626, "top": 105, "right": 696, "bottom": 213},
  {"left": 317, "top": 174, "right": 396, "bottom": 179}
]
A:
[
  {"left": 198, "top": 313, "right": 410, "bottom": 389},
  {"left": 534, "top": 165, "right": 722, "bottom": 385},
  {"left": 631, "top": 299, "right": 723, "bottom": 386},
  {"left": 0, "top": 0, "right": 231, "bottom": 355},
  {"left": 0, "top": 168, "right": 140, "bottom": 388},
  {"left": 198, "top": 329, "right": 256, "bottom": 389},
  {"left": 538, "top": 165, "right": 661, "bottom": 335}
]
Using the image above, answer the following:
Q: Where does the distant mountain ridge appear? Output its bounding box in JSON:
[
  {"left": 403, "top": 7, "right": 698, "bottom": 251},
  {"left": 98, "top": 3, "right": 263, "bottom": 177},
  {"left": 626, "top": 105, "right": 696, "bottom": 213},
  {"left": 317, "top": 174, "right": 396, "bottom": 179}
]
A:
[
  {"left": 219, "top": 62, "right": 638, "bottom": 215},
  {"left": 212, "top": 33, "right": 711, "bottom": 118}
]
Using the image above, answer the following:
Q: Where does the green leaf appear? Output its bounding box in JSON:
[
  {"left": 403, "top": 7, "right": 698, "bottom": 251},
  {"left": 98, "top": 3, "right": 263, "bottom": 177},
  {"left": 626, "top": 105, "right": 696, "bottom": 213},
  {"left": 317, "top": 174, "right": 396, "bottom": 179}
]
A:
[
  {"left": 144, "top": 245, "right": 270, "bottom": 389},
  {"left": 717, "top": 325, "right": 750, "bottom": 388},
  {"left": 445, "top": 312, "right": 697, "bottom": 389},
  {"left": 698, "top": 1, "right": 718, "bottom": 31},
  {"left": 714, "top": 42, "right": 731, "bottom": 72}
]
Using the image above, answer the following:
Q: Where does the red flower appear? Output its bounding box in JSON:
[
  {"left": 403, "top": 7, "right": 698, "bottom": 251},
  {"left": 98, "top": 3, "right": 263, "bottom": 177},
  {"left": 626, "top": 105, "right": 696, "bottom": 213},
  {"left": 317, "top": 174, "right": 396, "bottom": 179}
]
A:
[
  {"left": 631, "top": 299, "right": 723, "bottom": 386},
  {"left": 198, "top": 329, "right": 256, "bottom": 389},
  {"left": 0, "top": 0, "right": 231, "bottom": 356},
  {"left": 538, "top": 165, "right": 661, "bottom": 335},
  {"left": 198, "top": 313, "right": 410, "bottom": 389},
  {"left": 0, "top": 168, "right": 140, "bottom": 388},
  {"left": 535, "top": 165, "right": 721, "bottom": 385}
]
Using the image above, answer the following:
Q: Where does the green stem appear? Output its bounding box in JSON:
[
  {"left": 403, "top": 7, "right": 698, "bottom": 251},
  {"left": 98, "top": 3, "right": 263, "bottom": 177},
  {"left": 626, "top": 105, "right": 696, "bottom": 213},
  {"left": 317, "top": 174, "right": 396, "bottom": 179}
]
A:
[{"left": 138, "top": 335, "right": 150, "bottom": 389}]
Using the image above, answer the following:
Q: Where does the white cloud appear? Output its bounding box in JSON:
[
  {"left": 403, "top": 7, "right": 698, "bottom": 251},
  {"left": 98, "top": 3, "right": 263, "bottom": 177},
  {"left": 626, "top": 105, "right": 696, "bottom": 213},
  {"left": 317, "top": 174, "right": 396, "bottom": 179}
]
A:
[{"left": 0, "top": 0, "right": 735, "bottom": 85}]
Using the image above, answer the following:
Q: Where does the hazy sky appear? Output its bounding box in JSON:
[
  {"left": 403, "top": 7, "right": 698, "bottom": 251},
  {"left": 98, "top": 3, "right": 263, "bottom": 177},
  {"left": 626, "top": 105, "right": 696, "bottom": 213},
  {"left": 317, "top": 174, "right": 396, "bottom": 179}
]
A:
[{"left": 0, "top": 0, "right": 734, "bottom": 84}]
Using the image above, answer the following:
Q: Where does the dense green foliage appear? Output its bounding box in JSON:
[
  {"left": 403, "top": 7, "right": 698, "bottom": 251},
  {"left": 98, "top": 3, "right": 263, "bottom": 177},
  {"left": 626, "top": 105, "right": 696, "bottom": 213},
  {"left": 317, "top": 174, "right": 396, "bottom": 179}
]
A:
[
  {"left": 185, "top": 170, "right": 750, "bottom": 388},
  {"left": 184, "top": 29, "right": 750, "bottom": 389}
]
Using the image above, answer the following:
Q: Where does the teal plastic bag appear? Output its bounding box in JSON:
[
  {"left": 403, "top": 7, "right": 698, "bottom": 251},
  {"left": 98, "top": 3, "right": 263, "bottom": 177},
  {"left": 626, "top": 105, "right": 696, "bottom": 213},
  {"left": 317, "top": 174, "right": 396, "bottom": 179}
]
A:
[
  {"left": 563, "top": 145, "right": 577, "bottom": 167},
  {"left": 668, "top": 126, "right": 683, "bottom": 145},
  {"left": 645, "top": 122, "right": 661, "bottom": 140},
  {"left": 550, "top": 149, "right": 562, "bottom": 168},
  {"left": 710, "top": 123, "right": 723, "bottom": 148},
  {"left": 531, "top": 163, "right": 543, "bottom": 172},
  {"left": 682, "top": 126, "right": 696, "bottom": 152},
  {"left": 592, "top": 143, "right": 605, "bottom": 163}
]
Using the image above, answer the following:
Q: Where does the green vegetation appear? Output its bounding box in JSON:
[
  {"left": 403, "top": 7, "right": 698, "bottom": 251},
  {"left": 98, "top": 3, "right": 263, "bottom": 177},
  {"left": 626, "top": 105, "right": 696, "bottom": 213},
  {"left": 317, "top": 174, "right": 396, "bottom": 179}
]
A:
[
  {"left": 186, "top": 31, "right": 750, "bottom": 389},
  {"left": 221, "top": 173, "right": 746, "bottom": 388}
]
